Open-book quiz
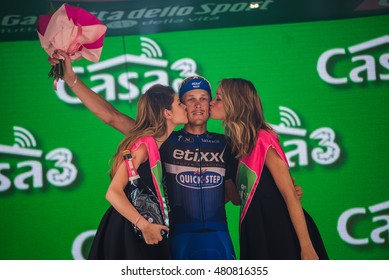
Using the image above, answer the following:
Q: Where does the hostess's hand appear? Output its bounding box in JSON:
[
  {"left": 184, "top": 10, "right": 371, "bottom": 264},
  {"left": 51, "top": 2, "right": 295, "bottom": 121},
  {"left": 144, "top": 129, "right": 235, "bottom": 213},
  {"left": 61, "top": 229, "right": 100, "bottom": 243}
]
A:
[{"left": 137, "top": 218, "right": 169, "bottom": 245}]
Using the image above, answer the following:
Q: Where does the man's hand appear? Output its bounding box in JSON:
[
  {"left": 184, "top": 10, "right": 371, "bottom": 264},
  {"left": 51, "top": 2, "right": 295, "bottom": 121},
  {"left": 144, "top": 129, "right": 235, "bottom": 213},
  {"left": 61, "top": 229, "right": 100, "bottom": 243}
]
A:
[{"left": 292, "top": 177, "right": 303, "bottom": 200}]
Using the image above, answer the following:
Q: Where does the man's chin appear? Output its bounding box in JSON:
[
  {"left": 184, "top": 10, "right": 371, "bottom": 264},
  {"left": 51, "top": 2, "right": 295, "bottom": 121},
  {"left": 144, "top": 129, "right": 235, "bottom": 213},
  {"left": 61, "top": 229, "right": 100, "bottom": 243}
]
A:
[
  {"left": 189, "top": 115, "right": 209, "bottom": 123},
  {"left": 187, "top": 118, "right": 208, "bottom": 126}
]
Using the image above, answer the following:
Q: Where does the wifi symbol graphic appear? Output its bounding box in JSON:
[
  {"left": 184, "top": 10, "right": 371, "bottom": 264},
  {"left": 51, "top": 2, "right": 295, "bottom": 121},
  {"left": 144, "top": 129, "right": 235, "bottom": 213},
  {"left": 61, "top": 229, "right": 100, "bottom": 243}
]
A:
[
  {"left": 140, "top": 37, "right": 163, "bottom": 58},
  {"left": 0, "top": 126, "right": 42, "bottom": 157},
  {"left": 279, "top": 106, "right": 301, "bottom": 127},
  {"left": 87, "top": 37, "right": 168, "bottom": 73},
  {"left": 271, "top": 106, "right": 307, "bottom": 137},
  {"left": 13, "top": 126, "right": 37, "bottom": 148}
]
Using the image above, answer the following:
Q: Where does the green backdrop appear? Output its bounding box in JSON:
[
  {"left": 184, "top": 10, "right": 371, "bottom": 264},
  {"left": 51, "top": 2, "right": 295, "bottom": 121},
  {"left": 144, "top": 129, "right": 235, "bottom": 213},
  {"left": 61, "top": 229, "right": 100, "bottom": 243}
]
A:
[{"left": 0, "top": 14, "right": 388, "bottom": 260}]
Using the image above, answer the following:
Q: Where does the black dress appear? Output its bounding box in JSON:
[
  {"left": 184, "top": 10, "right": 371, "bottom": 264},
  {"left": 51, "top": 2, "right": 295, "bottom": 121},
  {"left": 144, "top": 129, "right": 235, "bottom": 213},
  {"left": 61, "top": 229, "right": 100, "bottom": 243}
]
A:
[
  {"left": 240, "top": 165, "right": 329, "bottom": 260},
  {"left": 88, "top": 161, "right": 170, "bottom": 260}
]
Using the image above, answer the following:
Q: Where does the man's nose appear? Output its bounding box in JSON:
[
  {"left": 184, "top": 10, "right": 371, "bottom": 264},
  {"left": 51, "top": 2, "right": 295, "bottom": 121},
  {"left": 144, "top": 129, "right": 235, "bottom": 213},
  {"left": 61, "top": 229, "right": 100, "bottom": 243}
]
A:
[{"left": 194, "top": 100, "right": 202, "bottom": 107}]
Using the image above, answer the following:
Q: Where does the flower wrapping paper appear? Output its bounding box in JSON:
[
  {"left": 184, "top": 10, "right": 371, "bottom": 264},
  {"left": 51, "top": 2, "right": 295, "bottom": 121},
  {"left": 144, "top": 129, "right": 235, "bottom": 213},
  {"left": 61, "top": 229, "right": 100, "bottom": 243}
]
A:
[{"left": 36, "top": 4, "right": 107, "bottom": 63}]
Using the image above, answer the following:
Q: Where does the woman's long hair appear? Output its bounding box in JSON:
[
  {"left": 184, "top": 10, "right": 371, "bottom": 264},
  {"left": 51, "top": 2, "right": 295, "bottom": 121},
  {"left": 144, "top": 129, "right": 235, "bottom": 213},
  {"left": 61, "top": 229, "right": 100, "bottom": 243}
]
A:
[
  {"left": 109, "top": 84, "right": 175, "bottom": 178},
  {"left": 218, "top": 78, "right": 273, "bottom": 158}
]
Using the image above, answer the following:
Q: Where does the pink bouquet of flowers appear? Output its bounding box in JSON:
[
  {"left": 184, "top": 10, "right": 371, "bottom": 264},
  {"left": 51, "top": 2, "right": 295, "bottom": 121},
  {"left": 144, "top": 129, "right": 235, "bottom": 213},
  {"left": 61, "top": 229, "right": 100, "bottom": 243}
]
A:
[{"left": 36, "top": 4, "right": 107, "bottom": 86}]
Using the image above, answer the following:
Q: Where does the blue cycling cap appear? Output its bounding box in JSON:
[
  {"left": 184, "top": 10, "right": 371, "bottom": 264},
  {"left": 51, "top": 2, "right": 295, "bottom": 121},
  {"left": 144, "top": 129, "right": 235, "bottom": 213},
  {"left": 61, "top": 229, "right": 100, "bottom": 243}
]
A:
[{"left": 178, "top": 76, "right": 212, "bottom": 101}]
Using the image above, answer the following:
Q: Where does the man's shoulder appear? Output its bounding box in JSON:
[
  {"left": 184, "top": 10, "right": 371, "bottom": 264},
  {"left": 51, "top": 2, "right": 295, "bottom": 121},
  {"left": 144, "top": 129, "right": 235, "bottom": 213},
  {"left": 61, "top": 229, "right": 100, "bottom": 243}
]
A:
[
  {"left": 168, "top": 129, "right": 184, "bottom": 140},
  {"left": 204, "top": 131, "right": 227, "bottom": 144},
  {"left": 206, "top": 131, "right": 224, "bottom": 138},
  {"left": 161, "top": 130, "right": 184, "bottom": 148}
]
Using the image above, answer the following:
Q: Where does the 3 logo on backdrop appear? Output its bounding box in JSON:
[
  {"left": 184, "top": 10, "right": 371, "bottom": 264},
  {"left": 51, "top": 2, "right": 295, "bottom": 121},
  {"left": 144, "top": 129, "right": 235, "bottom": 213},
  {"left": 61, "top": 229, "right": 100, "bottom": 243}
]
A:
[
  {"left": 0, "top": 126, "right": 77, "bottom": 191},
  {"left": 270, "top": 106, "right": 340, "bottom": 167}
]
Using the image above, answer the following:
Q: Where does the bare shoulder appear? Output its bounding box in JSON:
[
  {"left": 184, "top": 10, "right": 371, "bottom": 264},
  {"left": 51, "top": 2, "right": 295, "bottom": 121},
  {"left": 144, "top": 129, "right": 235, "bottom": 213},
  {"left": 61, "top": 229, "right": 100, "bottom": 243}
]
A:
[
  {"left": 129, "top": 143, "right": 149, "bottom": 165},
  {"left": 265, "top": 146, "right": 288, "bottom": 169}
]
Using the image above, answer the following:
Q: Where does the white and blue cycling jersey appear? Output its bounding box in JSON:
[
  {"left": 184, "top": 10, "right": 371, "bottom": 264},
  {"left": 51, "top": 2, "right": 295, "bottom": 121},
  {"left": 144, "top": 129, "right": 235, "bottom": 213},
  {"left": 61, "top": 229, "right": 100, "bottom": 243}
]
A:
[{"left": 160, "top": 129, "right": 235, "bottom": 260}]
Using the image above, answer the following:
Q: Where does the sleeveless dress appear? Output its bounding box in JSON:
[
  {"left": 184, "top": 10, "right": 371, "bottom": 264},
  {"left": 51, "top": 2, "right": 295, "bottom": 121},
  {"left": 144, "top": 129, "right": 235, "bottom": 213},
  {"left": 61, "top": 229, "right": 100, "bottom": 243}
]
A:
[
  {"left": 88, "top": 137, "right": 170, "bottom": 260},
  {"left": 237, "top": 130, "right": 329, "bottom": 260}
]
